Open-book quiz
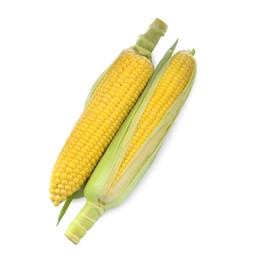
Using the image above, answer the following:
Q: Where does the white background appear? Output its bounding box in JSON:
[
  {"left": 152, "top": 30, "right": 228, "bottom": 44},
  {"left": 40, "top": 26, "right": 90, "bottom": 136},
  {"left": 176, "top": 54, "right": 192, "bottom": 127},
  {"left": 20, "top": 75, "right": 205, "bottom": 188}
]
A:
[{"left": 0, "top": 0, "right": 253, "bottom": 259}]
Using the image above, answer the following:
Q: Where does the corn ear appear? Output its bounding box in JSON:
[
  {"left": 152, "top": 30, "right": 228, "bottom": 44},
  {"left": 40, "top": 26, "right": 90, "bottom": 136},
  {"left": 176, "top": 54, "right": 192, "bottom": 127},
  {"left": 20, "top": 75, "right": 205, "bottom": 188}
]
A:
[
  {"left": 65, "top": 44, "right": 197, "bottom": 244},
  {"left": 49, "top": 18, "right": 167, "bottom": 206}
]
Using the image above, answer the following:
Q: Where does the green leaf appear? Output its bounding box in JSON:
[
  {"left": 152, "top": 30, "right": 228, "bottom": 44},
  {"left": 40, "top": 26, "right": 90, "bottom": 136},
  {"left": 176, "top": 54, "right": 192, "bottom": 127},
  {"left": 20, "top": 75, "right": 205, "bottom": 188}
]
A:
[{"left": 56, "top": 187, "right": 84, "bottom": 226}]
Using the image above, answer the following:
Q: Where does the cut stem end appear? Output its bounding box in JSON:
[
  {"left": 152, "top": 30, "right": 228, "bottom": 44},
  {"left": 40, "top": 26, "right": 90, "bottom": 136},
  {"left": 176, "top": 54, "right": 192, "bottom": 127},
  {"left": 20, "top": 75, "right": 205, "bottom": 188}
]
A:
[
  {"left": 65, "top": 230, "right": 81, "bottom": 245},
  {"left": 65, "top": 201, "right": 105, "bottom": 244},
  {"left": 133, "top": 18, "right": 168, "bottom": 59}
]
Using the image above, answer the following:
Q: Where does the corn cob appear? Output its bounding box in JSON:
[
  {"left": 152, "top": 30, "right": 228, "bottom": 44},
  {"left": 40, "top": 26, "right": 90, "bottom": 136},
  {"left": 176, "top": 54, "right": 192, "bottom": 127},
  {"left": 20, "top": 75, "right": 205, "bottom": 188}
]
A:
[
  {"left": 65, "top": 44, "right": 197, "bottom": 244},
  {"left": 49, "top": 19, "right": 167, "bottom": 206}
]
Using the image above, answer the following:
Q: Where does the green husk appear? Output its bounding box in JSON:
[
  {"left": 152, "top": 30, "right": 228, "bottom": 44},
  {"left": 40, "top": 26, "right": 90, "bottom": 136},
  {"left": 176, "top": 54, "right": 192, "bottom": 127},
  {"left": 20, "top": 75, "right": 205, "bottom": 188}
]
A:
[
  {"left": 65, "top": 41, "right": 197, "bottom": 244},
  {"left": 106, "top": 61, "right": 196, "bottom": 206},
  {"left": 86, "top": 47, "right": 196, "bottom": 208},
  {"left": 85, "top": 39, "right": 179, "bottom": 207}
]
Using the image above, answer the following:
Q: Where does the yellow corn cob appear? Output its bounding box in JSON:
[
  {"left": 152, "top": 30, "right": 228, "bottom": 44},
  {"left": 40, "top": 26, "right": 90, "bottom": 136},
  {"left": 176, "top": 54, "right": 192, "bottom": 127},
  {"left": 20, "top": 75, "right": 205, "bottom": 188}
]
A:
[
  {"left": 65, "top": 46, "right": 197, "bottom": 244},
  {"left": 50, "top": 19, "right": 167, "bottom": 206},
  {"left": 113, "top": 51, "right": 195, "bottom": 184}
]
